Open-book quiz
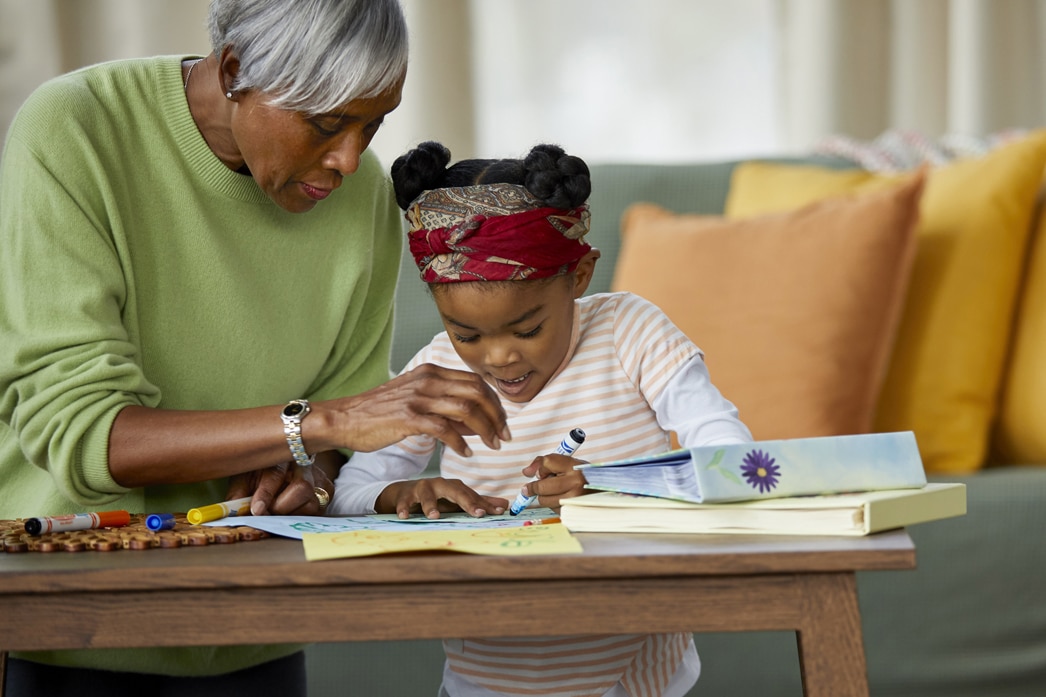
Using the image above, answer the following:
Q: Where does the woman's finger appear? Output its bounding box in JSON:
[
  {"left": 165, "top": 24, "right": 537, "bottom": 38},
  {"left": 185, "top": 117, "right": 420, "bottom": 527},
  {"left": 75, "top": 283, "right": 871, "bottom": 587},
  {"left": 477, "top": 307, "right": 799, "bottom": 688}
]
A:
[
  {"left": 271, "top": 463, "right": 319, "bottom": 515},
  {"left": 225, "top": 471, "right": 257, "bottom": 500},
  {"left": 330, "top": 364, "right": 512, "bottom": 456},
  {"left": 248, "top": 462, "right": 289, "bottom": 516}
]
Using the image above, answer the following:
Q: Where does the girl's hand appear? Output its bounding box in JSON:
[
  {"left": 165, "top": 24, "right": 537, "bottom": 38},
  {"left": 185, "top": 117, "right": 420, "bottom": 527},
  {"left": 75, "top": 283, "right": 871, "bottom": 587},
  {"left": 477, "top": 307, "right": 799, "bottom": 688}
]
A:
[
  {"left": 377, "top": 478, "right": 508, "bottom": 520},
  {"left": 520, "top": 454, "right": 589, "bottom": 510}
]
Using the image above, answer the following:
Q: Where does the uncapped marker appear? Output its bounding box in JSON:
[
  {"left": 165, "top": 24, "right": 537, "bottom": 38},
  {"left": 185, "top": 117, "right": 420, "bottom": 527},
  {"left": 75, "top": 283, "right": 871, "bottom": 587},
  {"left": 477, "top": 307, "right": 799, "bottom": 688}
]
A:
[{"left": 509, "top": 428, "right": 586, "bottom": 516}]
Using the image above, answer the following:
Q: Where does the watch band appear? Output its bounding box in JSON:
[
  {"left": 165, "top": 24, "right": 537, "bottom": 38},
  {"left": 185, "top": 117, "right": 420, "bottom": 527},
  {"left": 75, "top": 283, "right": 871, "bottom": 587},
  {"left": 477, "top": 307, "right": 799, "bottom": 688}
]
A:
[{"left": 280, "top": 399, "right": 315, "bottom": 468}]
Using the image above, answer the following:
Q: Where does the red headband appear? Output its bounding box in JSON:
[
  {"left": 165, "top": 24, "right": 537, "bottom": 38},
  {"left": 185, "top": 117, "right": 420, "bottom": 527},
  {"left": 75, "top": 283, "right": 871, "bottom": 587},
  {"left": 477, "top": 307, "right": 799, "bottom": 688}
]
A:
[{"left": 406, "top": 184, "right": 592, "bottom": 283}]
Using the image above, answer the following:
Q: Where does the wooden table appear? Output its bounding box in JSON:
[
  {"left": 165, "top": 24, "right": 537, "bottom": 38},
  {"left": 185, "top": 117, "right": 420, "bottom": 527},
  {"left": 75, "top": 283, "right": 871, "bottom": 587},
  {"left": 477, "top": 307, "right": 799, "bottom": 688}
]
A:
[{"left": 0, "top": 529, "right": 915, "bottom": 697}]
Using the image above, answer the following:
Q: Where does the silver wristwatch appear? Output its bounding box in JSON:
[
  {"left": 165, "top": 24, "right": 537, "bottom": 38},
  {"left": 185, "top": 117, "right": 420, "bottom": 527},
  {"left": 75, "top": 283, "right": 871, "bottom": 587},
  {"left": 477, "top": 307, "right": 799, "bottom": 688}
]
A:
[{"left": 280, "top": 399, "right": 315, "bottom": 468}]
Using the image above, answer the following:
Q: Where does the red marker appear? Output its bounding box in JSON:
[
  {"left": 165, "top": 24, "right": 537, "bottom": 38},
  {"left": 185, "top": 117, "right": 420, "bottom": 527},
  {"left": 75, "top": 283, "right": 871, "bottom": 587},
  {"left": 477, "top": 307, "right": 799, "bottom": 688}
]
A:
[
  {"left": 24, "top": 510, "right": 131, "bottom": 536},
  {"left": 523, "top": 517, "right": 562, "bottom": 526}
]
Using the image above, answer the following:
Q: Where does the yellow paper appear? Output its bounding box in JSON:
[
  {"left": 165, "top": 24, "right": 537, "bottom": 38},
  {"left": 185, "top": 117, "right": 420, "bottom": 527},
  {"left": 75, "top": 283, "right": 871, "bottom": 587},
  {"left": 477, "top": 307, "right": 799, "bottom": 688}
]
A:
[{"left": 302, "top": 522, "right": 582, "bottom": 561}]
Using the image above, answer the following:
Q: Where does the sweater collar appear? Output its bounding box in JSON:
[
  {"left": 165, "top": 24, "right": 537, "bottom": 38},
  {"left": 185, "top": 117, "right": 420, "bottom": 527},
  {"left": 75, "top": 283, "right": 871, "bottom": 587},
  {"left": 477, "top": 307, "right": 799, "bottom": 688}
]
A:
[{"left": 162, "top": 56, "right": 273, "bottom": 206}]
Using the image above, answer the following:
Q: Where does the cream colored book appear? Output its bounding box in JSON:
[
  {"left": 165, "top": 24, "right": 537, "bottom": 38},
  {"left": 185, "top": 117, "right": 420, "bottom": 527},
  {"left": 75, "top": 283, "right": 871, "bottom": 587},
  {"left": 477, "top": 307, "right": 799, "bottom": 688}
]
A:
[{"left": 559, "top": 483, "right": 966, "bottom": 536}]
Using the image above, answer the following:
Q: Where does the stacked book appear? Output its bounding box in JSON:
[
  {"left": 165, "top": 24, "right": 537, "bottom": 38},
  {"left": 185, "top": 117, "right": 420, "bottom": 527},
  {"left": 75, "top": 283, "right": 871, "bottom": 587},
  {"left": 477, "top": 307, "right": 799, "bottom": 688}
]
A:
[{"left": 560, "top": 432, "right": 966, "bottom": 536}]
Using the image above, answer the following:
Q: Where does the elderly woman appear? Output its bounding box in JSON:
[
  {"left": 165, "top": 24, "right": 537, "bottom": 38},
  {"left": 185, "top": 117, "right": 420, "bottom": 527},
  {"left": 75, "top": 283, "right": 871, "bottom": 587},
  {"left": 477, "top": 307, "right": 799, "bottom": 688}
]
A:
[{"left": 0, "top": 0, "right": 508, "bottom": 693}]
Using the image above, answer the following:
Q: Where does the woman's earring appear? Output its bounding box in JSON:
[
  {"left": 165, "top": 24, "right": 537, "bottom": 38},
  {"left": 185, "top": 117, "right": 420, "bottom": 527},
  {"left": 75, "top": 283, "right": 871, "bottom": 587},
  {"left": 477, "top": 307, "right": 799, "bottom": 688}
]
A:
[{"left": 225, "top": 91, "right": 233, "bottom": 99}]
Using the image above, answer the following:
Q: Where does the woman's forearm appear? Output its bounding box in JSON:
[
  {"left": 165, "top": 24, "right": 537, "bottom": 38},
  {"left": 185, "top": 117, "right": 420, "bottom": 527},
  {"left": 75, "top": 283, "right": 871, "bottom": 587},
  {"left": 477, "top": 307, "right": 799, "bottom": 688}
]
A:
[
  {"left": 107, "top": 365, "right": 510, "bottom": 489},
  {"left": 108, "top": 404, "right": 305, "bottom": 487}
]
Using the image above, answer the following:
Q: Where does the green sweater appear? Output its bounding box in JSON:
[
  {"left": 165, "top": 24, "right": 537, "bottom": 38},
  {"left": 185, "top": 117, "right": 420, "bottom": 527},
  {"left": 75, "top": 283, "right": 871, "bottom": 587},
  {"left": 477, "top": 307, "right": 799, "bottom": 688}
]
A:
[{"left": 0, "top": 56, "right": 402, "bottom": 675}]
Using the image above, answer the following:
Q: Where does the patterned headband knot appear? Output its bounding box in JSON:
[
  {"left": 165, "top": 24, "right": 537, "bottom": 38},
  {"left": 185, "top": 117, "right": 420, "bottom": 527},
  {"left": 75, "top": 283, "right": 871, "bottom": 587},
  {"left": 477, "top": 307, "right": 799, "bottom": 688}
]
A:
[{"left": 405, "top": 183, "right": 592, "bottom": 283}]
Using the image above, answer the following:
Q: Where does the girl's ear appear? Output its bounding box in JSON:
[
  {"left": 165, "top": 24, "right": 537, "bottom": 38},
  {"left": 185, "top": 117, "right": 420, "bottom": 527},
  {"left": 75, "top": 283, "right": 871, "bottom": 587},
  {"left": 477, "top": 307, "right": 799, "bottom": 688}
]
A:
[{"left": 572, "top": 249, "right": 602, "bottom": 298}]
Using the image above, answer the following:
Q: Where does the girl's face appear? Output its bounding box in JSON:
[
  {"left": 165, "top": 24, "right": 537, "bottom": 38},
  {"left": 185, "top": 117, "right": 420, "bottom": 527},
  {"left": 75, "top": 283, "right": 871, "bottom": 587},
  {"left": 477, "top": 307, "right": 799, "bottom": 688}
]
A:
[{"left": 430, "top": 252, "right": 599, "bottom": 404}]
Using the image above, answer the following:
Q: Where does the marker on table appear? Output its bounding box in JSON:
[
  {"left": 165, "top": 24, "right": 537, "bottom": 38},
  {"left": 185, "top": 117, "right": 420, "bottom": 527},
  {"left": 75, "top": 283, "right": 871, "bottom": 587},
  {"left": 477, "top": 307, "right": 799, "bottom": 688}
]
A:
[
  {"left": 145, "top": 513, "right": 177, "bottom": 531},
  {"left": 187, "top": 496, "right": 253, "bottom": 525},
  {"left": 522, "top": 517, "right": 562, "bottom": 526},
  {"left": 509, "top": 428, "right": 586, "bottom": 516},
  {"left": 24, "top": 510, "right": 131, "bottom": 536}
]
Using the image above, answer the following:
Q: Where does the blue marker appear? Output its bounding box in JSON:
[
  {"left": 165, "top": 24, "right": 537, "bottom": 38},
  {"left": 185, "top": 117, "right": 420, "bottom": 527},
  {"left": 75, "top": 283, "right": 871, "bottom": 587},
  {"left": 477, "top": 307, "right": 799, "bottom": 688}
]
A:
[
  {"left": 509, "top": 428, "right": 586, "bottom": 516},
  {"left": 145, "top": 513, "right": 176, "bottom": 531}
]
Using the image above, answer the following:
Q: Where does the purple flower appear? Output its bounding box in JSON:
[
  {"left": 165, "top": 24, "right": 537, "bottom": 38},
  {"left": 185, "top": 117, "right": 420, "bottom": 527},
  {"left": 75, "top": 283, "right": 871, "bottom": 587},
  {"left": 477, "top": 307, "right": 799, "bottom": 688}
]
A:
[{"left": 740, "top": 449, "right": 780, "bottom": 493}]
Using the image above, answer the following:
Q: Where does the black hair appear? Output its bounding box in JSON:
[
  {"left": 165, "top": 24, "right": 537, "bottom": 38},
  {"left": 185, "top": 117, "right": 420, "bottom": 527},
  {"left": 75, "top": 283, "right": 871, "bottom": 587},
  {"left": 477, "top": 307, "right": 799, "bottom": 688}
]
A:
[{"left": 390, "top": 141, "right": 591, "bottom": 211}]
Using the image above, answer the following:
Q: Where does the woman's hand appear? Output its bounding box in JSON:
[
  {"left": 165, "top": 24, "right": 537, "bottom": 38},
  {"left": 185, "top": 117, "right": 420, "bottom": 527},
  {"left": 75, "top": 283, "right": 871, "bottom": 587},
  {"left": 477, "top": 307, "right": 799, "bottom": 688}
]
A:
[
  {"left": 520, "top": 454, "right": 589, "bottom": 510},
  {"left": 320, "top": 364, "right": 510, "bottom": 457},
  {"left": 227, "top": 459, "right": 336, "bottom": 516},
  {"left": 376, "top": 478, "right": 508, "bottom": 520}
]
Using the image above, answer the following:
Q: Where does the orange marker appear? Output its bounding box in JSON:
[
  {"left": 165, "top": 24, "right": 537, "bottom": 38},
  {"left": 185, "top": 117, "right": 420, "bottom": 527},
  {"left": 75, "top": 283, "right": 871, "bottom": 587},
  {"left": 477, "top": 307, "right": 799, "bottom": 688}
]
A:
[
  {"left": 522, "top": 517, "right": 561, "bottom": 526},
  {"left": 24, "top": 510, "right": 131, "bottom": 536}
]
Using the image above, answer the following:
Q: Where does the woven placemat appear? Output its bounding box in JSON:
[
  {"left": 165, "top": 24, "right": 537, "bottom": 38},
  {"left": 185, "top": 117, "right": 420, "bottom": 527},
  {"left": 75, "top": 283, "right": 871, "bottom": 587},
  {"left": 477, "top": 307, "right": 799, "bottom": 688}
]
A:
[{"left": 0, "top": 514, "right": 268, "bottom": 553}]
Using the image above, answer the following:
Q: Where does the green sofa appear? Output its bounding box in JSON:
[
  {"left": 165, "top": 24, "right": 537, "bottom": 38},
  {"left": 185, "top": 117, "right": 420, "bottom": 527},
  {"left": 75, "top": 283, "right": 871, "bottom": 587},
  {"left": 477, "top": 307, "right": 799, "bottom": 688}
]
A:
[{"left": 305, "top": 156, "right": 1046, "bottom": 696}]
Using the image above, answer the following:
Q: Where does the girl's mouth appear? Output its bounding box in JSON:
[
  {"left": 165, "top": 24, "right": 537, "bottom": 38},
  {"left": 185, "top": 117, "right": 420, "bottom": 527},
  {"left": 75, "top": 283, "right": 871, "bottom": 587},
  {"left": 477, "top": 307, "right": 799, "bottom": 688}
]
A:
[{"left": 494, "top": 372, "right": 533, "bottom": 397}]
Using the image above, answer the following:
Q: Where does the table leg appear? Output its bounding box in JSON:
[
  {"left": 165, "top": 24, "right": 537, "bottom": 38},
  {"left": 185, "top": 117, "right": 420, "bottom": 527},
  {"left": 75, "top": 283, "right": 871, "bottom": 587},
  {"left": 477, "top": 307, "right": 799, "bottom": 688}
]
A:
[{"left": 795, "top": 572, "right": 869, "bottom": 697}]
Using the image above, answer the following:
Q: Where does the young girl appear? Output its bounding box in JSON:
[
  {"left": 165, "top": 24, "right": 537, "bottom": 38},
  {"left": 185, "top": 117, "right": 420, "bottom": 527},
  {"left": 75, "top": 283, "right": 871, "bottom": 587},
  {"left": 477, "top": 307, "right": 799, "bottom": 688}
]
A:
[{"left": 329, "top": 141, "right": 753, "bottom": 697}]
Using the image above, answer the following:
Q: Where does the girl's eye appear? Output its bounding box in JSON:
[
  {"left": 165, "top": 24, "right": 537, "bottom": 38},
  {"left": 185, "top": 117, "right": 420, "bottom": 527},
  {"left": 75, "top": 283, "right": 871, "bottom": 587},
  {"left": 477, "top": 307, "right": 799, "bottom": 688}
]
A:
[
  {"left": 516, "top": 325, "right": 542, "bottom": 339},
  {"left": 452, "top": 333, "right": 478, "bottom": 344}
]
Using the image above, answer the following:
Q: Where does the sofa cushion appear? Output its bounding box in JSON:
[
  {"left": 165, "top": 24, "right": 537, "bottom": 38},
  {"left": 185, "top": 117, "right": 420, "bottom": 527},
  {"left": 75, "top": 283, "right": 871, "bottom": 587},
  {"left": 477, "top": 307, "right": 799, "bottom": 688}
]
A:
[
  {"left": 724, "top": 130, "right": 1046, "bottom": 473},
  {"left": 611, "top": 173, "right": 924, "bottom": 441},
  {"left": 583, "top": 156, "right": 856, "bottom": 297},
  {"left": 994, "top": 185, "right": 1046, "bottom": 464}
]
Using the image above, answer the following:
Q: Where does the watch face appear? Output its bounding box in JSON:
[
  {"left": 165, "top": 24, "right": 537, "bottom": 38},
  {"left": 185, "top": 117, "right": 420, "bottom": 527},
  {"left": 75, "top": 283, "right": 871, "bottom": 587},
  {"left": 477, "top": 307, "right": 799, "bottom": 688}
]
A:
[{"left": 283, "top": 402, "right": 305, "bottom": 418}]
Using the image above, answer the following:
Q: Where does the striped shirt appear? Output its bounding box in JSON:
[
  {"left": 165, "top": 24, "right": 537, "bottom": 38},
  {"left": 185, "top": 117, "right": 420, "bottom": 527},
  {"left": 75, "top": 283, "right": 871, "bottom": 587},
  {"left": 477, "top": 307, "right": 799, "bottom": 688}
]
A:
[{"left": 332, "top": 292, "right": 752, "bottom": 696}]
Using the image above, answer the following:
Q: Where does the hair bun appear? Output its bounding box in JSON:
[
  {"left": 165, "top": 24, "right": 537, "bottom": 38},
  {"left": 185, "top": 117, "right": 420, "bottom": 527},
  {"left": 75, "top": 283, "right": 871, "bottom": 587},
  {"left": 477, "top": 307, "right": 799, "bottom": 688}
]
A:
[
  {"left": 391, "top": 141, "right": 452, "bottom": 209},
  {"left": 523, "top": 144, "right": 591, "bottom": 209}
]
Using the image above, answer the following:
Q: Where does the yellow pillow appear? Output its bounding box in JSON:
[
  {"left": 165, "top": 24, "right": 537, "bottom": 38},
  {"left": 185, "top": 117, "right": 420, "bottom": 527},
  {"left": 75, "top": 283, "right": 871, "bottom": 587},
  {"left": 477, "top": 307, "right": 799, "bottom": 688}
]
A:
[
  {"left": 994, "top": 189, "right": 1046, "bottom": 464},
  {"left": 725, "top": 130, "right": 1046, "bottom": 473},
  {"left": 611, "top": 174, "right": 924, "bottom": 442}
]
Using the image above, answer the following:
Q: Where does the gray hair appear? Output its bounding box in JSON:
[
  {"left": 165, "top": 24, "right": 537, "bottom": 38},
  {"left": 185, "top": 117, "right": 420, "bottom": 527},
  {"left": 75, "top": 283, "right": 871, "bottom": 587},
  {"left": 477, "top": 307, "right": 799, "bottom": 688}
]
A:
[{"left": 207, "top": 0, "right": 408, "bottom": 114}]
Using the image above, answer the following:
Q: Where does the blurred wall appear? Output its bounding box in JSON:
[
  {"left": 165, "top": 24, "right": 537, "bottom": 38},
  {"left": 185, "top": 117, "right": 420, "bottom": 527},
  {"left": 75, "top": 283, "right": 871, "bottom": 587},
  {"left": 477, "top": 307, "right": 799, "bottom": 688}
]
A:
[
  {"left": 2, "top": 0, "right": 1045, "bottom": 167},
  {"left": 0, "top": 0, "right": 210, "bottom": 145}
]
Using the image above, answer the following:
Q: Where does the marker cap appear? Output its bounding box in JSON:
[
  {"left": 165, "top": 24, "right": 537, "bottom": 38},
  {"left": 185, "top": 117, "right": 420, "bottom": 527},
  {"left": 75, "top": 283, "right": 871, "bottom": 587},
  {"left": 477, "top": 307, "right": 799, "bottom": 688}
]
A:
[
  {"left": 146, "top": 513, "right": 176, "bottom": 531},
  {"left": 187, "top": 504, "right": 224, "bottom": 525},
  {"left": 96, "top": 510, "right": 131, "bottom": 527}
]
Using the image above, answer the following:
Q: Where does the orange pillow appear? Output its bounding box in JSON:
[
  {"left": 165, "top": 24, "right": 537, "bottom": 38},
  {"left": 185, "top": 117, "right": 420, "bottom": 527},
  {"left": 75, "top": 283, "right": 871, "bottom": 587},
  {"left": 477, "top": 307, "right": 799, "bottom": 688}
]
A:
[
  {"left": 725, "top": 131, "right": 1046, "bottom": 473},
  {"left": 611, "top": 173, "right": 924, "bottom": 441}
]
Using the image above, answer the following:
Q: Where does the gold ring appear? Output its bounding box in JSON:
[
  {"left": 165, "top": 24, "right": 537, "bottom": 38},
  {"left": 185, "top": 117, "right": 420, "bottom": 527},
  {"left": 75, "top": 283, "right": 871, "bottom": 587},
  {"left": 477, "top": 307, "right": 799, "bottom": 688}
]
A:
[{"left": 314, "top": 487, "right": 330, "bottom": 509}]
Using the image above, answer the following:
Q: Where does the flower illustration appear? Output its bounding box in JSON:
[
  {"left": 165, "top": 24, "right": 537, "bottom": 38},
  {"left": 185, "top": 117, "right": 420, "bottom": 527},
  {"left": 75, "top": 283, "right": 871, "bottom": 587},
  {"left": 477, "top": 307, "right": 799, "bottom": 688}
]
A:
[{"left": 740, "top": 449, "right": 780, "bottom": 493}]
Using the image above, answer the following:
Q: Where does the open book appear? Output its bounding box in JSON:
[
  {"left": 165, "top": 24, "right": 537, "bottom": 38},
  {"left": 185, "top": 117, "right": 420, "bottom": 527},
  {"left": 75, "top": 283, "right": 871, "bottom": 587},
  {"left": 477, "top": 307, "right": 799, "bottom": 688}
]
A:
[
  {"left": 574, "top": 431, "right": 925, "bottom": 504},
  {"left": 559, "top": 483, "right": 966, "bottom": 536}
]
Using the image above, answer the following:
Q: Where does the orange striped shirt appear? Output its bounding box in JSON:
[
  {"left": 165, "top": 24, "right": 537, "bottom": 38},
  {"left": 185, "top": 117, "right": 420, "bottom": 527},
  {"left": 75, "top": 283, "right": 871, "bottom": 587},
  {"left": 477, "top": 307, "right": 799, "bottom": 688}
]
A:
[{"left": 333, "top": 292, "right": 752, "bottom": 696}]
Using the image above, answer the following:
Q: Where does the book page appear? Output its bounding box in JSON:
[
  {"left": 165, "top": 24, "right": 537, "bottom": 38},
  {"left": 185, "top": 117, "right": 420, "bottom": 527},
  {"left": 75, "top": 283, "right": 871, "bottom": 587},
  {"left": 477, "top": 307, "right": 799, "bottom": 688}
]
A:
[{"left": 302, "top": 523, "right": 582, "bottom": 561}]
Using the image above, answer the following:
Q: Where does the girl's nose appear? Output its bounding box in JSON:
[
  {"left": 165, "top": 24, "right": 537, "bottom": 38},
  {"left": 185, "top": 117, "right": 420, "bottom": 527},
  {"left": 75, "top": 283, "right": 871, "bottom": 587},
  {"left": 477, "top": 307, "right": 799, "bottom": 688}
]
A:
[{"left": 485, "top": 341, "right": 521, "bottom": 368}]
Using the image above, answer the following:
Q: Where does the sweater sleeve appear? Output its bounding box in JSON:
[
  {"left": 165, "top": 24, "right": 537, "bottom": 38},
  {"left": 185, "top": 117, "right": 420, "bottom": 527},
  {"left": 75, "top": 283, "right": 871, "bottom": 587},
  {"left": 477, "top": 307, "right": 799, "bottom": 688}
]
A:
[
  {"left": 328, "top": 440, "right": 434, "bottom": 515},
  {"left": 0, "top": 108, "right": 159, "bottom": 505},
  {"left": 651, "top": 355, "right": 754, "bottom": 446},
  {"left": 612, "top": 293, "right": 752, "bottom": 446}
]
